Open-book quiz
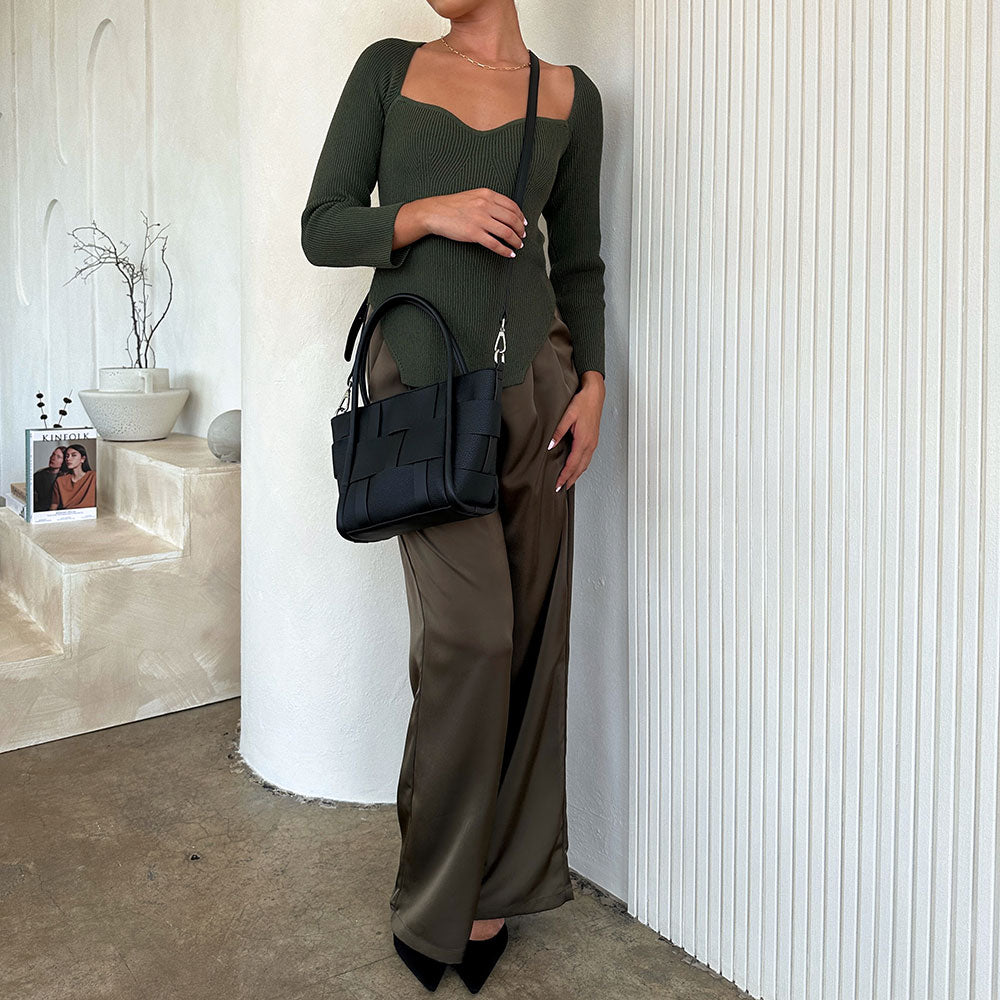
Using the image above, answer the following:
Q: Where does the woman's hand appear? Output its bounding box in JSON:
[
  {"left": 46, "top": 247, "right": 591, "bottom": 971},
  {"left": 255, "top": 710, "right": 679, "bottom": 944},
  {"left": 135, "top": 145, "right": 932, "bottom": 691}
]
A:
[
  {"left": 408, "top": 189, "right": 528, "bottom": 258},
  {"left": 550, "top": 371, "right": 605, "bottom": 491}
]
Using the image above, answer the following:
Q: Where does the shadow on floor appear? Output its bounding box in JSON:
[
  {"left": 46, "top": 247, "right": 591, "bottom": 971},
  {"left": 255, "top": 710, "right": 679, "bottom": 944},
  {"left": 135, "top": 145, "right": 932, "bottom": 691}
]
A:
[{"left": 1, "top": 699, "right": 748, "bottom": 1000}]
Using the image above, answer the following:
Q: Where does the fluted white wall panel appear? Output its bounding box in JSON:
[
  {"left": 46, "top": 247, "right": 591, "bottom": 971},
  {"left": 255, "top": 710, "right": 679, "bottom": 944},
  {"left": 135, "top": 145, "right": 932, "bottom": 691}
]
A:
[{"left": 628, "top": 3, "right": 1000, "bottom": 999}]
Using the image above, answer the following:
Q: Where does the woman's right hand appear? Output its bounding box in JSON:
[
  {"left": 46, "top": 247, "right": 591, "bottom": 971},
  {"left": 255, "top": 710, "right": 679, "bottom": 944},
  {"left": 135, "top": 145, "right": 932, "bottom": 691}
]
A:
[{"left": 412, "top": 189, "right": 528, "bottom": 257}]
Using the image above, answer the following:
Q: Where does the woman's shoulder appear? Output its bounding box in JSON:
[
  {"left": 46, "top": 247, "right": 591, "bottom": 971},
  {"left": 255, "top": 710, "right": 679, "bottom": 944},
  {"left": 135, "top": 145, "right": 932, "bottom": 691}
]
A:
[
  {"left": 541, "top": 61, "right": 601, "bottom": 136},
  {"left": 533, "top": 55, "right": 601, "bottom": 128},
  {"left": 565, "top": 63, "right": 602, "bottom": 110},
  {"left": 353, "top": 36, "right": 421, "bottom": 73},
  {"left": 346, "top": 37, "right": 421, "bottom": 99}
]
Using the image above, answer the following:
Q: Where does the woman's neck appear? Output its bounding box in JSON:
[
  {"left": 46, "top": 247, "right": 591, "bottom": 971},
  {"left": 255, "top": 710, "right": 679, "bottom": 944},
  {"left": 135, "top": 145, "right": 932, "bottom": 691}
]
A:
[{"left": 441, "top": 7, "right": 526, "bottom": 65}]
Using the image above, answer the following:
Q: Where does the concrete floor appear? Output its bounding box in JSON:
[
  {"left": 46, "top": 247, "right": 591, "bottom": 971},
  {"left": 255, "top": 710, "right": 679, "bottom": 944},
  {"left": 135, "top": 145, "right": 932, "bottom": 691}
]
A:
[{"left": 1, "top": 698, "right": 748, "bottom": 1000}]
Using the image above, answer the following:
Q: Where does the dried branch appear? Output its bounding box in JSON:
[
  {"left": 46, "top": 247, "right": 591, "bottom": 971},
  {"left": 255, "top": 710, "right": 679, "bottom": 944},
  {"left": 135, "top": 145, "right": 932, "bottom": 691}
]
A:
[{"left": 64, "top": 211, "right": 173, "bottom": 368}]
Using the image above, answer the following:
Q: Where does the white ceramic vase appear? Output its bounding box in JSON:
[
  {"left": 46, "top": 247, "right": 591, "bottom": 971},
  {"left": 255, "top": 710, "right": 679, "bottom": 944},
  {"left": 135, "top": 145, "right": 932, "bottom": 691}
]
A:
[{"left": 79, "top": 367, "right": 189, "bottom": 441}]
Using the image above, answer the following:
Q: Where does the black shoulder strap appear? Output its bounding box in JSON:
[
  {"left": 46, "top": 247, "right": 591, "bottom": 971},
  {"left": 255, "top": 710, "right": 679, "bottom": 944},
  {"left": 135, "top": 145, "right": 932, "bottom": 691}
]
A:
[
  {"left": 511, "top": 51, "right": 540, "bottom": 209},
  {"left": 492, "top": 50, "right": 539, "bottom": 367},
  {"left": 343, "top": 295, "right": 370, "bottom": 363}
]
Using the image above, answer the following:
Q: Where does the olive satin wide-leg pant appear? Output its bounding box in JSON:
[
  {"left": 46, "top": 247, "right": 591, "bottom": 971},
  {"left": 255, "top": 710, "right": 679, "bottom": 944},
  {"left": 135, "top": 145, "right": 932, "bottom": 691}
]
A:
[{"left": 363, "top": 305, "right": 581, "bottom": 965}]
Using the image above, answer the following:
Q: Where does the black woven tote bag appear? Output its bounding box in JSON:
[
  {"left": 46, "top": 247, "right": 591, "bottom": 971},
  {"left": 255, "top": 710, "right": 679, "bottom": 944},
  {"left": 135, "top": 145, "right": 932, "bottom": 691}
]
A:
[{"left": 330, "top": 51, "right": 540, "bottom": 543}]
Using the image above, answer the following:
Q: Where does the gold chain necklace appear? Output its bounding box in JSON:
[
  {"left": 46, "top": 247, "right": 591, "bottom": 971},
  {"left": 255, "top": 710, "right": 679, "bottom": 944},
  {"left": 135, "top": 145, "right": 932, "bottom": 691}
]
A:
[{"left": 438, "top": 35, "right": 529, "bottom": 70}]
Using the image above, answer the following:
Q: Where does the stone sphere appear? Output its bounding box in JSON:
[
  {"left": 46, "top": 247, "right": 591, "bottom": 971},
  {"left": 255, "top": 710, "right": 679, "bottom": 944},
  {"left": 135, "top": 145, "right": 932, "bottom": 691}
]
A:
[{"left": 207, "top": 409, "right": 241, "bottom": 462}]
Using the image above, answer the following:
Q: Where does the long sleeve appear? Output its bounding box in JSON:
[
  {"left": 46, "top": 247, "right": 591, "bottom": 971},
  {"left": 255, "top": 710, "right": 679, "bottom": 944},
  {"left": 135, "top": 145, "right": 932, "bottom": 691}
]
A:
[
  {"left": 541, "top": 65, "right": 607, "bottom": 380},
  {"left": 301, "top": 39, "right": 413, "bottom": 270}
]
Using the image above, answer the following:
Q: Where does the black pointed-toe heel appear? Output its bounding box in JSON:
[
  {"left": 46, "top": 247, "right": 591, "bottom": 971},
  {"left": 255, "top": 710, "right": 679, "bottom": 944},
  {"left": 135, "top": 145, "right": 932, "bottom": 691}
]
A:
[
  {"left": 454, "top": 921, "right": 509, "bottom": 994},
  {"left": 393, "top": 932, "right": 447, "bottom": 992}
]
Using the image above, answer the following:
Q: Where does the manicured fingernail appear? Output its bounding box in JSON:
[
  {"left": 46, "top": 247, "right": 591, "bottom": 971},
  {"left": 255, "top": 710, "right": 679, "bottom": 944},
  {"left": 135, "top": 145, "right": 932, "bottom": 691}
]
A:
[
  {"left": 555, "top": 484, "right": 562, "bottom": 493},
  {"left": 547, "top": 438, "right": 555, "bottom": 450},
  {"left": 510, "top": 250, "right": 516, "bottom": 257},
  {"left": 523, "top": 217, "right": 528, "bottom": 226}
]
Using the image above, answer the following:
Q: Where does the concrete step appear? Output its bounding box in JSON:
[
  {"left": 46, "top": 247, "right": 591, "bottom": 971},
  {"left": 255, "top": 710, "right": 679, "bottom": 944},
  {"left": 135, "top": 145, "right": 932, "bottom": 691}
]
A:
[
  {"left": 0, "top": 507, "right": 183, "bottom": 646},
  {"left": 0, "top": 433, "right": 240, "bottom": 753},
  {"left": 0, "top": 588, "right": 63, "bottom": 666},
  {"left": 98, "top": 433, "right": 230, "bottom": 550},
  {"left": 13, "top": 435, "right": 223, "bottom": 549},
  {"left": 1, "top": 506, "right": 182, "bottom": 570}
]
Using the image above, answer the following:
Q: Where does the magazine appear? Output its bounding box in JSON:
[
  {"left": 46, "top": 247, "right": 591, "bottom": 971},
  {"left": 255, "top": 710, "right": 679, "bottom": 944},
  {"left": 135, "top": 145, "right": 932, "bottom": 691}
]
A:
[{"left": 25, "top": 427, "right": 99, "bottom": 523}]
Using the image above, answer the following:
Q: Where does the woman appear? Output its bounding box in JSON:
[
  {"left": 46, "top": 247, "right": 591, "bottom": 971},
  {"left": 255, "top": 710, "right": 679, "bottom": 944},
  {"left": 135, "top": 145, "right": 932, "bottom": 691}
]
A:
[
  {"left": 49, "top": 443, "right": 96, "bottom": 510},
  {"left": 301, "top": 3, "right": 606, "bottom": 992},
  {"left": 33, "top": 446, "right": 65, "bottom": 513}
]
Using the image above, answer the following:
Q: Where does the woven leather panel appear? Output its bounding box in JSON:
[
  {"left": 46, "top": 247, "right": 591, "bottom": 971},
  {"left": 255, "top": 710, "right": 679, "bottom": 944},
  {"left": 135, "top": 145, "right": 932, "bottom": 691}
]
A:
[{"left": 331, "top": 367, "right": 501, "bottom": 534}]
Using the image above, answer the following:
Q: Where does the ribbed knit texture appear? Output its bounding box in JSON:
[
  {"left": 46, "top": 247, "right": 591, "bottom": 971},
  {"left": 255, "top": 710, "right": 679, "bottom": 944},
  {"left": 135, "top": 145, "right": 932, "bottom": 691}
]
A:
[{"left": 301, "top": 37, "right": 606, "bottom": 388}]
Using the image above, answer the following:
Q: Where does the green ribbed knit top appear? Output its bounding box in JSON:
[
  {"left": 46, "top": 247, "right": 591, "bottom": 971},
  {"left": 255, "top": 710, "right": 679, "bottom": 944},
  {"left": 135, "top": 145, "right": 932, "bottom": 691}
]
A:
[{"left": 301, "top": 36, "right": 606, "bottom": 389}]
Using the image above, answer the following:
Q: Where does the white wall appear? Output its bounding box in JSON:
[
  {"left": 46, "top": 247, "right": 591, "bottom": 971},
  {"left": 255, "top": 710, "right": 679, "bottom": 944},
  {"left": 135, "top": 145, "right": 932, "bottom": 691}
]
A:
[
  {"left": 238, "top": 2, "right": 634, "bottom": 901},
  {"left": 629, "top": 3, "right": 1000, "bottom": 1000},
  {"left": 537, "top": 0, "right": 634, "bottom": 904},
  {"left": 2, "top": 0, "right": 633, "bottom": 902},
  {"left": 0, "top": 0, "right": 242, "bottom": 492}
]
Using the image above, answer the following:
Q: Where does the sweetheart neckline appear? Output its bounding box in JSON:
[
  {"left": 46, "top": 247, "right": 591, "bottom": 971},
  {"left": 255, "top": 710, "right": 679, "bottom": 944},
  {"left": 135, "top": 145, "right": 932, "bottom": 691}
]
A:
[{"left": 392, "top": 94, "right": 571, "bottom": 134}]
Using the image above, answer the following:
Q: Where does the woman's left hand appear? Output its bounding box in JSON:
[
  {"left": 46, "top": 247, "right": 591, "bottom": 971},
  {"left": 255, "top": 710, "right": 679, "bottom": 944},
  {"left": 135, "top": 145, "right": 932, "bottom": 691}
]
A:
[{"left": 550, "top": 371, "right": 605, "bottom": 492}]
